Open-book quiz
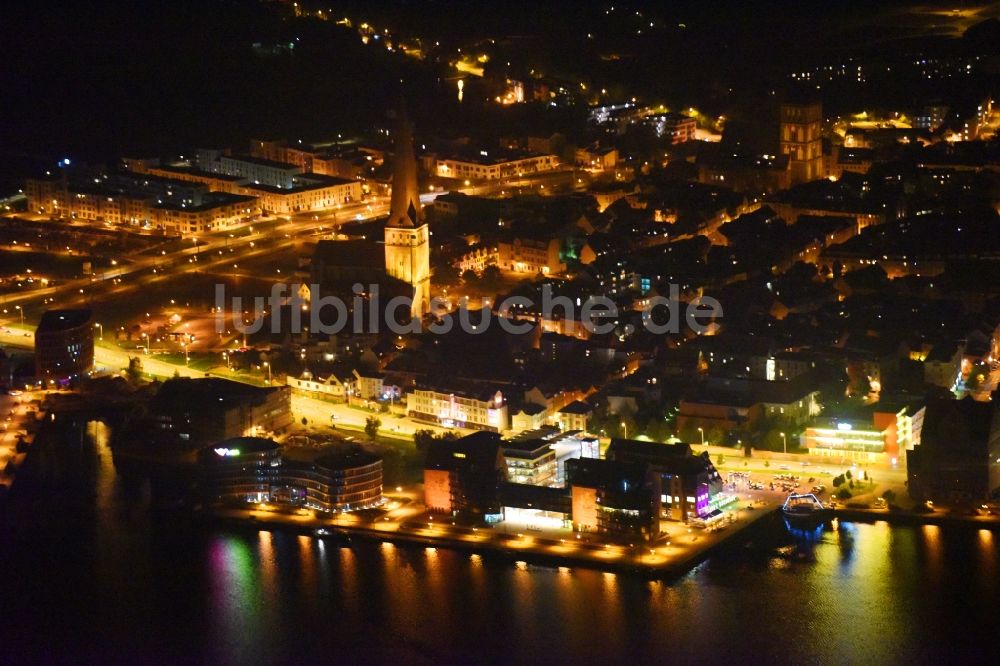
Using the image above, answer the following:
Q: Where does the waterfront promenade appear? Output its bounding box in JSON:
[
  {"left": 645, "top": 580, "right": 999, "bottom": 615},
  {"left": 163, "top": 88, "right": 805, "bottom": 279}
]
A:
[{"left": 208, "top": 491, "right": 784, "bottom": 577}]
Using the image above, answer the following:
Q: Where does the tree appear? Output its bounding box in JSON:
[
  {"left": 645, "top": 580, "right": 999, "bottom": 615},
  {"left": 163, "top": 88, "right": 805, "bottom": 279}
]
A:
[
  {"left": 761, "top": 428, "right": 785, "bottom": 452},
  {"left": 301, "top": 417, "right": 308, "bottom": 427},
  {"left": 414, "top": 429, "right": 436, "bottom": 452},
  {"left": 365, "top": 416, "right": 381, "bottom": 440},
  {"left": 643, "top": 416, "right": 672, "bottom": 443},
  {"left": 482, "top": 264, "right": 501, "bottom": 287},
  {"left": 845, "top": 361, "right": 872, "bottom": 398},
  {"left": 461, "top": 269, "right": 479, "bottom": 284},
  {"left": 414, "top": 429, "right": 457, "bottom": 452},
  {"left": 716, "top": 454, "right": 726, "bottom": 467},
  {"left": 126, "top": 356, "right": 144, "bottom": 384},
  {"left": 966, "top": 361, "right": 990, "bottom": 392},
  {"left": 833, "top": 474, "right": 845, "bottom": 487},
  {"left": 882, "top": 489, "right": 896, "bottom": 503},
  {"left": 845, "top": 470, "right": 853, "bottom": 481},
  {"left": 837, "top": 487, "right": 852, "bottom": 500}
]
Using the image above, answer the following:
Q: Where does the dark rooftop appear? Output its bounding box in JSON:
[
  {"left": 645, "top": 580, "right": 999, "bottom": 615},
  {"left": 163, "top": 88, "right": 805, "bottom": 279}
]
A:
[
  {"left": 424, "top": 432, "right": 502, "bottom": 471},
  {"left": 204, "top": 436, "right": 280, "bottom": 456},
  {"left": 36, "top": 309, "right": 92, "bottom": 333},
  {"left": 152, "top": 377, "right": 283, "bottom": 411},
  {"left": 559, "top": 400, "right": 594, "bottom": 415}
]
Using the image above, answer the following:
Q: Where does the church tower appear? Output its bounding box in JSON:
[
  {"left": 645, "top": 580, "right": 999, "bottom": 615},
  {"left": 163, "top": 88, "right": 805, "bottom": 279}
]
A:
[
  {"left": 780, "top": 101, "right": 824, "bottom": 184},
  {"left": 384, "top": 103, "right": 431, "bottom": 318}
]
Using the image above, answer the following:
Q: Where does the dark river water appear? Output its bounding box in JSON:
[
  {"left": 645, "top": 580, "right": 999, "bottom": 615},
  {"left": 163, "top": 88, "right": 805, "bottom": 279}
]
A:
[{"left": 1, "top": 420, "right": 998, "bottom": 664}]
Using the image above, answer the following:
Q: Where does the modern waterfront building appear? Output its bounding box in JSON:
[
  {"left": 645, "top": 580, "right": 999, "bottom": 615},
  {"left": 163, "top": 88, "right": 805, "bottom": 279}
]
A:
[
  {"left": 500, "top": 435, "right": 558, "bottom": 486},
  {"left": 565, "top": 457, "right": 661, "bottom": 543},
  {"left": 498, "top": 482, "right": 573, "bottom": 529},
  {"left": 605, "top": 438, "right": 722, "bottom": 522},
  {"left": 423, "top": 432, "right": 661, "bottom": 539},
  {"left": 277, "top": 447, "right": 384, "bottom": 512},
  {"left": 198, "top": 437, "right": 282, "bottom": 504},
  {"left": 423, "top": 431, "right": 506, "bottom": 520},
  {"left": 34, "top": 309, "right": 94, "bottom": 384},
  {"left": 198, "top": 440, "right": 383, "bottom": 512},
  {"left": 907, "top": 396, "right": 1000, "bottom": 505}
]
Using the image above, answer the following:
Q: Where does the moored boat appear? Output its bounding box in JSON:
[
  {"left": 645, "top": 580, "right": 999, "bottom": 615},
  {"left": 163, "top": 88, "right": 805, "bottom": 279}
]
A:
[{"left": 781, "top": 493, "right": 833, "bottom": 524}]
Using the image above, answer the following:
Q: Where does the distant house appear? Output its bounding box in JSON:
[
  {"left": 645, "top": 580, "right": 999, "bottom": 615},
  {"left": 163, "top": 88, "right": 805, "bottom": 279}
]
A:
[
  {"left": 923, "top": 341, "right": 963, "bottom": 390},
  {"left": 286, "top": 369, "right": 351, "bottom": 400},
  {"left": 511, "top": 403, "right": 548, "bottom": 434},
  {"left": 557, "top": 401, "right": 593, "bottom": 432},
  {"left": 576, "top": 144, "right": 619, "bottom": 171}
]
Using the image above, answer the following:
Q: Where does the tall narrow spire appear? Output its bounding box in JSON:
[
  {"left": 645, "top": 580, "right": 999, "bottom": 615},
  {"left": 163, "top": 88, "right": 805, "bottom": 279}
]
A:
[{"left": 387, "top": 100, "right": 423, "bottom": 228}]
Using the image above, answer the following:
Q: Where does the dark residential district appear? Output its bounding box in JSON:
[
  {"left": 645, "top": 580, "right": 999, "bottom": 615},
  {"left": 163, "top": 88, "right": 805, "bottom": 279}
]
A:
[{"left": 2, "top": 1, "right": 1000, "bottom": 663}]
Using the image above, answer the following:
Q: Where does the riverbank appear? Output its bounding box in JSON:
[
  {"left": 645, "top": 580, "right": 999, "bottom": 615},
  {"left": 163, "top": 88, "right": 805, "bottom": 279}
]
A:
[
  {"left": 0, "top": 393, "right": 46, "bottom": 495},
  {"left": 834, "top": 506, "right": 1000, "bottom": 529}
]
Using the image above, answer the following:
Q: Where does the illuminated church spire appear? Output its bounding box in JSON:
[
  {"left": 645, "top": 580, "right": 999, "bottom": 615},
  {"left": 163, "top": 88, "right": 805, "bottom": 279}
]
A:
[
  {"left": 387, "top": 101, "right": 424, "bottom": 228},
  {"left": 384, "top": 99, "right": 431, "bottom": 318}
]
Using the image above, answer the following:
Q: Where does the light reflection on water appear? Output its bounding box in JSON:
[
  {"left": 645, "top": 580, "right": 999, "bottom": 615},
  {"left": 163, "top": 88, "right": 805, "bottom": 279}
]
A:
[
  {"left": 185, "top": 519, "right": 1000, "bottom": 662},
  {"left": 3, "top": 420, "right": 1000, "bottom": 662}
]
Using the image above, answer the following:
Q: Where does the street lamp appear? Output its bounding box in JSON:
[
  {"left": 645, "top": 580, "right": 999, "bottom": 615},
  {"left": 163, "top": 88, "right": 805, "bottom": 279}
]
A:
[
  {"left": 263, "top": 361, "right": 271, "bottom": 384},
  {"left": 620, "top": 421, "right": 627, "bottom": 439},
  {"left": 94, "top": 322, "right": 103, "bottom": 340},
  {"left": 15, "top": 305, "right": 23, "bottom": 326},
  {"left": 222, "top": 351, "right": 231, "bottom": 371},
  {"left": 182, "top": 341, "right": 189, "bottom": 365},
  {"left": 698, "top": 427, "right": 705, "bottom": 446},
  {"left": 780, "top": 432, "right": 787, "bottom": 455}
]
